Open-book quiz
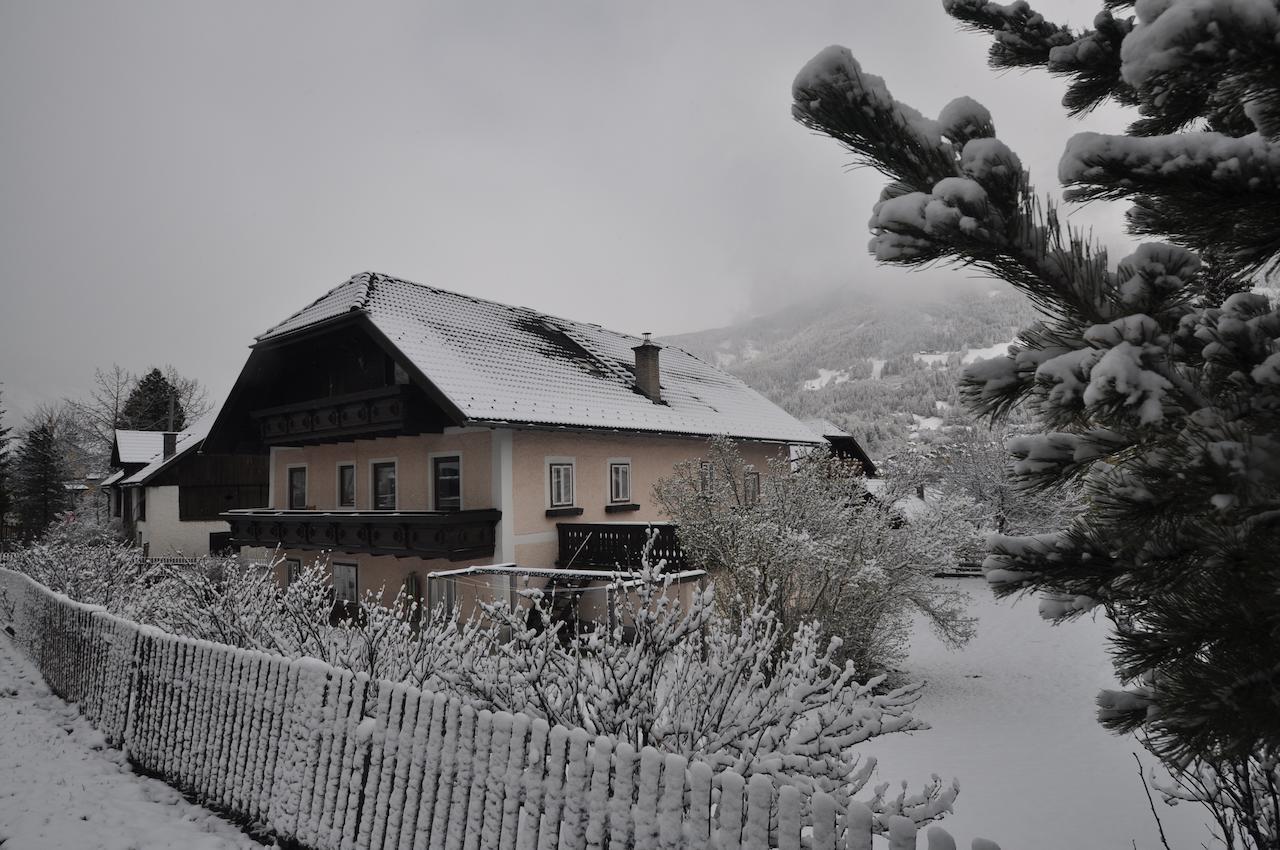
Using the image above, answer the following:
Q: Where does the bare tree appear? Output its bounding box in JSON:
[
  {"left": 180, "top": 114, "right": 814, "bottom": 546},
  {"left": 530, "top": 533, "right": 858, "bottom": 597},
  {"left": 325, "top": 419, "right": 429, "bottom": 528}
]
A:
[{"left": 68, "top": 363, "right": 214, "bottom": 467}]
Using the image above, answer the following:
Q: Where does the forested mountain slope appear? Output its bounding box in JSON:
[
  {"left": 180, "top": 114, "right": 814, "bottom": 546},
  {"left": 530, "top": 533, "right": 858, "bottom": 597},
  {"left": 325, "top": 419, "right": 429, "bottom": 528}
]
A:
[{"left": 665, "top": 283, "right": 1039, "bottom": 455}]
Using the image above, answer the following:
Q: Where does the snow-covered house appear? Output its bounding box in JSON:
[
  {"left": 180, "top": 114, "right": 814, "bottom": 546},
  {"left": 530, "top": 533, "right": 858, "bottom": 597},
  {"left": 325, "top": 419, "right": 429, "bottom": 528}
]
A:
[
  {"left": 101, "top": 428, "right": 268, "bottom": 557},
  {"left": 204, "top": 272, "right": 823, "bottom": 617}
]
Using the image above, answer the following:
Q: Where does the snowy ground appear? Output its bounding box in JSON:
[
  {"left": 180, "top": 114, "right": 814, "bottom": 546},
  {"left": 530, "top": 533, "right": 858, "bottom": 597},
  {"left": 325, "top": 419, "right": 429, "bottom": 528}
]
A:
[
  {"left": 864, "top": 580, "right": 1218, "bottom": 850},
  {"left": 0, "top": 633, "right": 265, "bottom": 850}
]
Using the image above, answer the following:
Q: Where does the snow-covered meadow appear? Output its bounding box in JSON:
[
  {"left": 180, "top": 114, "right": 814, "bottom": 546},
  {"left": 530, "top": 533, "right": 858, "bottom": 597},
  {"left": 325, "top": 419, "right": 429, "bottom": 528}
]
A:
[{"left": 865, "top": 579, "right": 1214, "bottom": 850}]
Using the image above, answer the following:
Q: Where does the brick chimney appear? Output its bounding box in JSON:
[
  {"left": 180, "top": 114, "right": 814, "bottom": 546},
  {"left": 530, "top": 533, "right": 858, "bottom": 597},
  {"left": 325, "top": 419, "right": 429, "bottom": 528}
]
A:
[
  {"left": 163, "top": 432, "right": 177, "bottom": 459},
  {"left": 632, "top": 333, "right": 662, "bottom": 403}
]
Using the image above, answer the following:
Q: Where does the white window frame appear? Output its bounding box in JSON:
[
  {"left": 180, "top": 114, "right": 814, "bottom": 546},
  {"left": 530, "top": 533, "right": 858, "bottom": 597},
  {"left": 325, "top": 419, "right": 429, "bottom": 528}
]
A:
[
  {"left": 546, "top": 457, "right": 575, "bottom": 508},
  {"left": 699, "top": 461, "right": 714, "bottom": 495},
  {"left": 369, "top": 458, "right": 398, "bottom": 511},
  {"left": 428, "top": 452, "right": 464, "bottom": 512},
  {"left": 286, "top": 463, "right": 308, "bottom": 510},
  {"left": 333, "top": 561, "right": 358, "bottom": 603},
  {"left": 608, "top": 458, "right": 632, "bottom": 504},
  {"left": 335, "top": 462, "right": 356, "bottom": 509},
  {"left": 285, "top": 558, "right": 301, "bottom": 586}
]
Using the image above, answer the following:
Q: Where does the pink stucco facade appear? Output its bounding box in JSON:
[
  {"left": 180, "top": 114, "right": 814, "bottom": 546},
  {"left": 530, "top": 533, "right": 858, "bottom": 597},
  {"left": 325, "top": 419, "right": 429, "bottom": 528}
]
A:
[{"left": 264, "top": 426, "right": 787, "bottom": 615}]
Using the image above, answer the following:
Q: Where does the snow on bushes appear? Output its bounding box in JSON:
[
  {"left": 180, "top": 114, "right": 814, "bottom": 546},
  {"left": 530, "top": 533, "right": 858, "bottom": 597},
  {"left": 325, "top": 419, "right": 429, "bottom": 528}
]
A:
[{"left": 0, "top": 566, "right": 1007, "bottom": 850}]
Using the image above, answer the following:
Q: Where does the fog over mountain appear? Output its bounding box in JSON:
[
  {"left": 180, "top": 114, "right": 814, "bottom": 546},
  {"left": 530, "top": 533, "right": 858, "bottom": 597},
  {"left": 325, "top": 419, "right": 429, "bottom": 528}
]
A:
[{"left": 665, "top": 281, "right": 1041, "bottom": 455}]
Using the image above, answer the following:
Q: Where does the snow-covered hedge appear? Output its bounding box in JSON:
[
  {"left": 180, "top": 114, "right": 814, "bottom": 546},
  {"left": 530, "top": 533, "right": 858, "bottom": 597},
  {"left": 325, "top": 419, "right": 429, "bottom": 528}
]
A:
[{"left": 0, "top": 567, "right": 1003, "bottom": 850}]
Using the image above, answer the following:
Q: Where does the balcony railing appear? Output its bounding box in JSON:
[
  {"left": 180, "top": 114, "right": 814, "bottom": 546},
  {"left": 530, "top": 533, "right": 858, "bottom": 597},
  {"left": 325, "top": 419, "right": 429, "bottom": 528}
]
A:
[
  {"left": 223, "top": 508, "right": 501, "bottom": 560},
  {"left": 556, "top": 522, "right": 687, "bottom": 571},
  {"left": 249, "top": 386, "right": 409, "bottom": 446}
]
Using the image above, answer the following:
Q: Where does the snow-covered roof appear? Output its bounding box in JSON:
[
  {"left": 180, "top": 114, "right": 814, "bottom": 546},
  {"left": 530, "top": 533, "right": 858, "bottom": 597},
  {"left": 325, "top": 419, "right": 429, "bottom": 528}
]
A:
[
  {"left": 99, "top": 469, "right": 126, "bottom": 487},
  {"left": 113, "top": 430, "right": 173, "bottom": 464},
  {"left": 120, "top": 429, "right": 205, "bottom": 486},
  {"left": 256, "top": 272, "right": 822, "bottom": 444},
  {"left": 802, "top": 418, "right": 853, "bottom": 441}
]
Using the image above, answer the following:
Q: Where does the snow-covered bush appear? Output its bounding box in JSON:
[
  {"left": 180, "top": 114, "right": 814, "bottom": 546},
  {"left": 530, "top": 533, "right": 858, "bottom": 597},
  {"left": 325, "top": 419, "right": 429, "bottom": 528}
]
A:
[
  {"left": 443, "top": 552, "right": 958, "bottom": 824},
  {"left": 654, "top": 437, "right": 974, "bottom": 675},
  {"left": 11, "top": 513, "right": 158, "bottom": 611},
  {"left": 6, "top": 525, "right": 955, "bottom": 830},
  {"left": 880, "top": 422, "right": 1084, "bottom": 549},
  {"left": 790, "top": 0, "right": 1280, "bottom": 828}
]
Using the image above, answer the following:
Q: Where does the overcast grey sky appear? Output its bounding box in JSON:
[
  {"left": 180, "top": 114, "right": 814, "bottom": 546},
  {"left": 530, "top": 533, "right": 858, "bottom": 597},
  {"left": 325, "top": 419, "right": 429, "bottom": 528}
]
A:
[{"left": 0, "top": 0, "right": 1129, "bottom": 424}]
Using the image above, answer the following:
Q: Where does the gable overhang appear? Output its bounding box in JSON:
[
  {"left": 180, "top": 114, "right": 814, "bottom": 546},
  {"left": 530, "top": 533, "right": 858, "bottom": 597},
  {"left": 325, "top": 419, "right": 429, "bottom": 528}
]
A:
[{"left": 204, "top": 313, "right": 467, "bottom": 454}]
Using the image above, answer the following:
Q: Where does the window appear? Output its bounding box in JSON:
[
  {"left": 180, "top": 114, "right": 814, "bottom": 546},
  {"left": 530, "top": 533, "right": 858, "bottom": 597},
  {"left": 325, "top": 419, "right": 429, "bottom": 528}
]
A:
[
  {"left": 744, "top": 470, "right": 761, "bottom": 506},
  {"left": 433, "top": 456, "right": 461, "bottom": 511},
  {"left": 549, "top": 462, "right": 574, "bottom": 507},
  {"left": 285, "top": 558, "right": 301, "bottom": 586},
  {"left": 609, "top": 462, "right": 631, "bottom": 504},
  {"left": 333, "top": 562, "right": 358, "bottom": 603},
  {"left": 699, "top": 461, "right": 714, "bottom": 494},
  {"left": 372, "top": 462, "right": 396, "bottom": 510},
  {"left": 137, "top": 488, "right": 146, "bottom": 521},
  {"left": 288, "top": 466, "right": 307, "bottom": 510},
  {"left": 338, "top": 464, "right": 355, "bottom": 508},
  {"left": 112, "top": 489, "right": 121, "bottom": 518}
]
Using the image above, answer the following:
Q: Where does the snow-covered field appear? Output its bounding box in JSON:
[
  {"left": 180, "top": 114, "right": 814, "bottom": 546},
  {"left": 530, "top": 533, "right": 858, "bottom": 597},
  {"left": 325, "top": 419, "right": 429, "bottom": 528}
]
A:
[
  {"left": 0, "top": 633, "right": 263, "bottom": 850},
  {"left": 864, "top": 580, "right": 1214, "bottom": 850}
]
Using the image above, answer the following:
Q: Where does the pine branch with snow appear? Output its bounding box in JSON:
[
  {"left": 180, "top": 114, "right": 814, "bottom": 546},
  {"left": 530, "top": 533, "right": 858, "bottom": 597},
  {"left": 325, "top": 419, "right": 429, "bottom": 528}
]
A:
[{"left": 793, "top": 2, "right": 1280, "bottom": 764}]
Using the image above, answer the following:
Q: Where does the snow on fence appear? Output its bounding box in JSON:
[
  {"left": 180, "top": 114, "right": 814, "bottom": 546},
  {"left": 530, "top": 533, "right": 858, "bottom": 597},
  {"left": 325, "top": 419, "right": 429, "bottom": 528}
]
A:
[{"left": 0, "top": 567, "right": 1002, "bottom": 850}]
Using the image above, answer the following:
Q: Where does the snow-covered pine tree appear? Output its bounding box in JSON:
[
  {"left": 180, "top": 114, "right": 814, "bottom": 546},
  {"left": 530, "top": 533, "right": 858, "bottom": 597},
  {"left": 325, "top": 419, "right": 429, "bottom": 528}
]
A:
[{"left": 791, "top": 0, "right": 1280, "bottom": 763}]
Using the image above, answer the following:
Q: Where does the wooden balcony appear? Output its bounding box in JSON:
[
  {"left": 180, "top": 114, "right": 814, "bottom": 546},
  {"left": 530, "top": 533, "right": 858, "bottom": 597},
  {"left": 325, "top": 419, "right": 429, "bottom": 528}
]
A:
[
  {"left": 223, "top": 508, "right": 501, "bottom": 560},
  {"left": 249, "top": 386, "right": 411, "bottom": 446},
  {"left": 556, "top": 522, "right": 687, "bottom": 571}
]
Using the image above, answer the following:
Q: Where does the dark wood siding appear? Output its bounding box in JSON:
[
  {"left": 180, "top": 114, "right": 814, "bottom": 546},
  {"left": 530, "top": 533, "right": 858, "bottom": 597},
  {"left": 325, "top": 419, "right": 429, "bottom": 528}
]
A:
[
  {"left": 148, "top": 452, "right": 269, "bottom": 521},
  {"left": 180, "top": 484, "right": 269, "bottom": 521}
]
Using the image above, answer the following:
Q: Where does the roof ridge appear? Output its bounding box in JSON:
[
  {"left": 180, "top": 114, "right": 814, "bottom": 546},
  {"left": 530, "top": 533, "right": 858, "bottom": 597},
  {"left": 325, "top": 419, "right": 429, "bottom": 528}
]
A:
[
  {"left": 255, "top": 272, "right": 372, "bottom": 340},
  {"left": 366, "top": 272, "right": 630, "bottom": 340},
  {"left": 358, "top": 271, "right": 378, "bottom": 310}
]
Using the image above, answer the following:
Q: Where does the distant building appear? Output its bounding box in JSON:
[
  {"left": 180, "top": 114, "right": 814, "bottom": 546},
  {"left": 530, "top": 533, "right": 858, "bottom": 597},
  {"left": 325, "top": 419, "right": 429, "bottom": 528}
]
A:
[
  {"left": 100, "top": 429, "right": 267, "bottom": 557},
  {"left": 801, "top": 418, "right": 877, "bottom": 476}
]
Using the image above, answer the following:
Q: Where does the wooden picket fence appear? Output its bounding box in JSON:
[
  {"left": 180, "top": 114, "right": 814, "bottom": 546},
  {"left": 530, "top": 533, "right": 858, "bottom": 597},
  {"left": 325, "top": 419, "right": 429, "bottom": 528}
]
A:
[{"left": 0, "top": 567, "right": 1003, "bottom": 850}]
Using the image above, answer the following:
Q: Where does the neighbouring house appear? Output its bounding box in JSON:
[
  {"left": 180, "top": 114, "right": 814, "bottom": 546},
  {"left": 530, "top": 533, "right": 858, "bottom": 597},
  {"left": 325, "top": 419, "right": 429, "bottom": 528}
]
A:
[
  {"left": 801, "top": 418, "right": 878, "bottom": 476},
  {"left": 100, "top": 428, "right": 268, "bottom": 557},
  {"left": 204, "top": 271, "right": 839, "bottom": 621}
]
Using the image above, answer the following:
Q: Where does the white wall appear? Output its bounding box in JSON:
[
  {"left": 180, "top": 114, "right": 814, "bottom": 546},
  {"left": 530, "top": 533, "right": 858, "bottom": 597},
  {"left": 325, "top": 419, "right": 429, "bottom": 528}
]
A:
[{"left": 135, "top": 485, "right": 228, "bottom": 557}]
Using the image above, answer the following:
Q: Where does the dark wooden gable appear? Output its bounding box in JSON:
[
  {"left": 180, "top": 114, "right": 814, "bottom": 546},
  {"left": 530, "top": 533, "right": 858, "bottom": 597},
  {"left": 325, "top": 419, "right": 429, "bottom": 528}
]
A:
[
  {"left": 148, "top": 450, "right": 270, "bottom": 522},
  {"left": 204, "top": 315, "right": 462, "bottom": 454}
]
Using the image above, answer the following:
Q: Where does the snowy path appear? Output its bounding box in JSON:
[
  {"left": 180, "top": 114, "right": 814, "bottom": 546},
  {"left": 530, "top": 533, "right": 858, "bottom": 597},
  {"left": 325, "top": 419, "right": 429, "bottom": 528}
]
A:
[
  {"left": 0, "top": 633, "right": 265, "bottom": 850},
  {"left": 864, "top": 580, "right": 1219, "bottom": 850}
]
